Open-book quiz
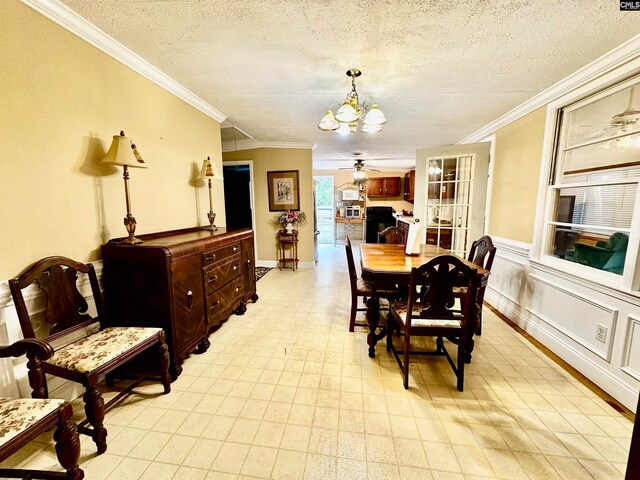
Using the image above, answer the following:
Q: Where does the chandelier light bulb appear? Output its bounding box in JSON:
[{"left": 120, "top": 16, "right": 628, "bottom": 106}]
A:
[
  {"left": 361, "top": 124, "right": 382, "bottom": 133},
  {"left": 335, "top": 122, "right": 352, "bottom": 135}
]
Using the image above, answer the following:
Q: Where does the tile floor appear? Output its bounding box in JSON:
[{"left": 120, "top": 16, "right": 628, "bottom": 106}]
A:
[{"left": 1, "top": 244, "right": 633, "bottom": 479}]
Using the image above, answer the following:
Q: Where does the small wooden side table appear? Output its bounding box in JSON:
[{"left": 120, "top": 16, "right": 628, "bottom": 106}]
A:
[{"left": 278, "top": 230, "right": 299, "bottom": 271}]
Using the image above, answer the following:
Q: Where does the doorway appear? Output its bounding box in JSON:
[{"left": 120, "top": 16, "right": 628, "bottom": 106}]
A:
[
  {"left": 223, "top": 164, "right": 253, "bottom": 229},
  {"left": 313, "top": 175, "right": 334, "bottom": 244}
]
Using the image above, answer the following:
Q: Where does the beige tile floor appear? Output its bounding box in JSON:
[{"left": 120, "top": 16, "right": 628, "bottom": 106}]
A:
[{"left": 1, "top": 244, "right": 634, "bottom": 479}]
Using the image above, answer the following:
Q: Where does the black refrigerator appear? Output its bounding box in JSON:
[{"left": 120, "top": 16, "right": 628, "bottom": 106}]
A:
[{"left": 365, "top": 206, "right": 395, "bottom": 243}]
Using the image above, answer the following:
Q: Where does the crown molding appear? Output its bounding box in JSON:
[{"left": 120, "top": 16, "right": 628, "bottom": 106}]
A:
[
  {"left": 459, "top": 33, "right": 640, "bottom": 144},
  {"left": 222, "top": 139, "right": 316, "bottom": 152},
  {"left": 21, "top": 0, "right": 227, "bottom": 123}
]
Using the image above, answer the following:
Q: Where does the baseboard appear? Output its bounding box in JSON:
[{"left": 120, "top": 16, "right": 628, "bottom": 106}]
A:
[{"left": 256, "top": 260, "right": 315, "bottom": 269}]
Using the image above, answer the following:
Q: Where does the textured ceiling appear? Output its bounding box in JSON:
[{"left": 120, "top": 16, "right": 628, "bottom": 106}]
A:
[{"left": 61, "top": 0, "right": 639, "bottom": 170}]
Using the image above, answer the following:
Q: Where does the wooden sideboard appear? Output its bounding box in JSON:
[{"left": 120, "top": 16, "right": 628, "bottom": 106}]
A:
[{"left": 102, "top": 227, "right": 257, "bottom": 379}]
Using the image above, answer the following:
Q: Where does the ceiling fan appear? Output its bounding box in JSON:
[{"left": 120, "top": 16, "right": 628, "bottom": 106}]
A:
[{"left": 338, "top": 159, "right": 380, "bottom": 172}]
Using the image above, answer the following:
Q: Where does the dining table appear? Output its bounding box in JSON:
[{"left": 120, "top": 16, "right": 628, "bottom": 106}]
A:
[{"left": 359, "top": 243, "right": 489, "bottom": 358}]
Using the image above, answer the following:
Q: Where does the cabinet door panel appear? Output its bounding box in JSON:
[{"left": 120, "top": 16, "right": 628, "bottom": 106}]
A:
[
  {"left": 242, "top": 248, "right": 256, "bottom": 298},
  {"left": 384, "top": 177, "right": 400, "bottom": 196},
  {"left": 367, "top": 178, "right": 384, "bottom": 196},
  {"left": 172, "top": 256, "right": 205, "bottom": 356}
]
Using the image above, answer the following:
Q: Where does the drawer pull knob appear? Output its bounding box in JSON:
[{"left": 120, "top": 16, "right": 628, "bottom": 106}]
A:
[
  {"left": 233, "top": 265, "right": 239, "bottom": 270},
  {"left": 210, "top": 300, "right": 220, "bottom": 309},
  {"left": 208, "top": 275, "right": 218, "bottom": 283},
  {"left": 235, "top": 287, "right": 240, "bottom": 292},
  {"left": 206, "top": 254, "right": 216, "bottom": 261},
  {"left": 187, "top": 290, "right": 193, "bottom": 309},
  {"left": 233, "top": 246, "right": 238, "bottom": 252},
  {"left": 246, "top": 259, "right": 251, "bottom": 265}
]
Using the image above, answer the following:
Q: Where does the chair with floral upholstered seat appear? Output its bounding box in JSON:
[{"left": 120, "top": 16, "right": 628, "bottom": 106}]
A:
[
  {"left": 0, "top": 338, "right": 83, "bottom": 479},
  {"left": 9, "top": 256, "right": 172, "bottom": 455},
  {"left": 387, "top": 255, "right": 478, "bottom": 391}
]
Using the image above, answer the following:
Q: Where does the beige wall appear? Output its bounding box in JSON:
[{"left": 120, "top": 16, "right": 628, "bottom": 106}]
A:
[
  {"left": 488, "top": 107, "right": 547, "bottom": 243},
  {"left": 0, "top": 1, "right": 224, "bottom": 280},
  {"left": 223, "top": 148, "right": 314, "bottom": 264},
  {"left": 313, "top": 170, "right": 414, "bottom": 213}
]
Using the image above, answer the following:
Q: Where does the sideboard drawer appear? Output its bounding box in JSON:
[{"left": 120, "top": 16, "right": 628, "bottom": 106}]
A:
[
  {"left": 204, "top": 253, "right": 242, "bottom": 295},
  {"left": 206, "top": 277, "right": 244, "bottom": 328},
  {"left": 202, "top": 242, "right": 241, "bottom": 267}
]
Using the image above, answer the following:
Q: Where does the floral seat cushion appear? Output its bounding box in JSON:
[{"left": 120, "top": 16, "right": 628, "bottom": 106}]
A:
[
  {"left": 0, "top": 397, "right": 64, "bottom": 448},
  {"left": 356, "top": 278, "right": 396, "bottom": 296},
  {"left": 391, "top": 302, "right": 462, "bottom": 328},
  {"left": 47, "top": 327, "right": 162, "bottom": 373}
]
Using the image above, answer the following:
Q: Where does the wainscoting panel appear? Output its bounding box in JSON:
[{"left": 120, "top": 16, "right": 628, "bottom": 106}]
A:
[
  {"left": 484, "top": 236, "right": 640, "bottom": 411},
  {"left": 527, "top": 274, "right": 618, "bottom": 362},
  {"left": 622, "top": 315, "right": 640, "bottom": 382}
]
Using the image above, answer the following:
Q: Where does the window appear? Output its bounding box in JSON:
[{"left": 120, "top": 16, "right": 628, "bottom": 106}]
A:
[{"left": 544, "top": 75, "right": 640, "bottom": 286}]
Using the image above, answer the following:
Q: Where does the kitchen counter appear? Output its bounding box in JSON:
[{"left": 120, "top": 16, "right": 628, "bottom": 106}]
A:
[{"left": 394, "top": 214, "right": 416, "bottom": 224}]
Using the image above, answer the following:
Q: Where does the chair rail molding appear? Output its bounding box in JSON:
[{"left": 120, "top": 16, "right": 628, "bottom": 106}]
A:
[
  {"left": 489, "top": 236, "right": 531, "bottom": 258},
  {"left": 20, "top": 0, "right": 226, "bottom": 123}
]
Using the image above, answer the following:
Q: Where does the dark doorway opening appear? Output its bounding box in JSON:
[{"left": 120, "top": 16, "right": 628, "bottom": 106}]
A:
[{"left": 223, "top": 164, "right": 252, "bottom": 229}]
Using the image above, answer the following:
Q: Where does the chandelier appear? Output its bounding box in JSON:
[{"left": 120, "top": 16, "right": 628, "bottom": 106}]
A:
[{"left": 318, "top": 68, "right": 387, "bottom": 134}]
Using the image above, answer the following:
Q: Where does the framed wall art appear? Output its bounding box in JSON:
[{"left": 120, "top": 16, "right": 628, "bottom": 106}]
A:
[{"left": 267, "top": 170, "right": 300, "bottom": 211}]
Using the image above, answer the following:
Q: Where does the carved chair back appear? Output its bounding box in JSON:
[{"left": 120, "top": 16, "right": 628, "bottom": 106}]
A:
[
  {"left": 406, "top": 255, "right": 478, "bottom": 334},
  {"left": 9, "top": 256, "right": 106, "bottom": 344},
  {"left": 377, "top": 227, "right": 405, "bottom": 245},
  {"left": 468, "top": 235, "right": 496, "bottom": 271}
]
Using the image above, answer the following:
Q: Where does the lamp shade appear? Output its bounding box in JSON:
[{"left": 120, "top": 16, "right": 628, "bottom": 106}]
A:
[
  {"left": 363, "top": 104, "right": 387, "bottom": 125},
  {"left": 100, "top": 131, "right": 146, "bottom": 168},
  {"left": 353, "top": 170, "right": 366, "bottom": 180},
  {"left": 335, "top": 99, "right": 359, "bottom": 123},
  {"left": 318, "top": 110, "right": 340, "bottom": 131},
  {"left": 197, "top": 156, "right": 223, "bottom": 180}
]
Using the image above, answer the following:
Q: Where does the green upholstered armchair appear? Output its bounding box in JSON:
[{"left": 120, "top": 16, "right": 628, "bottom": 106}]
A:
[{"left": 568, "top": 232, "right": 629, "bottom": 274}]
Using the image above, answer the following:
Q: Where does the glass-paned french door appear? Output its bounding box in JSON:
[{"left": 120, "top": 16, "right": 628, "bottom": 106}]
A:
[{"left": 425, "top": 155, "right": 475, "bottom": 257}]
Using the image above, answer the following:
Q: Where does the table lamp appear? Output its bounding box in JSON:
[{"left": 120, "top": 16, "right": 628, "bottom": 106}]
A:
[
  {"left": 100, "top": 131, "right": 147, "bottom": 244},
  {"left": 197, "top": 156, "right": 223, "bottom": 231}
]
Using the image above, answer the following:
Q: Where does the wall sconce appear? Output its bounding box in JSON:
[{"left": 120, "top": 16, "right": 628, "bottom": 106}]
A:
[
  {"left": 100, "top": 131, "right": 147, "bottom": 244},
  {"left": 197, "top": 156, "right": 223, "bottom": 231}
]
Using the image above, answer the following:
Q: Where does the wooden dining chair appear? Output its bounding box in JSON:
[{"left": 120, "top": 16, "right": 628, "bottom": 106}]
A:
[
  {"left": 465, "top": 235, "right": 496, "bottom": 335},
  {"left": 387, "top": 255, "right": 478, "bottom": 391},
  {"left": 377, "top": 227, "right": 405, "bottom": 245},
  {"left": 0, "top": 339, "right": 83, "bottom": 479},
  {"left": 9, "top": 256, "right": 172, "bottom": 454},
  {"left": 345, "top": 236, "right": 397, "bottom": 332}
]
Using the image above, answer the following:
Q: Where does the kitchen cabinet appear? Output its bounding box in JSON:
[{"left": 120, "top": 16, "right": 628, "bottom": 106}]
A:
[
  {"left": 102, "top": 227, "right": 257, "bottom": 379},
  {"left": 367, "top": 177, "right": 401, "bottom": 197},
  {"left": 403, "top": 170, "right": 415, "bottom": 203}
]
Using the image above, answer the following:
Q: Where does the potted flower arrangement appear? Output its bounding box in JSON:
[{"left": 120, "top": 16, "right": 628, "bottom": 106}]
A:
[{"left": 274, "top": 210, "right": 307, "bottom": 233}]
